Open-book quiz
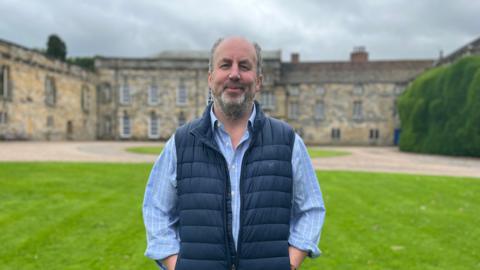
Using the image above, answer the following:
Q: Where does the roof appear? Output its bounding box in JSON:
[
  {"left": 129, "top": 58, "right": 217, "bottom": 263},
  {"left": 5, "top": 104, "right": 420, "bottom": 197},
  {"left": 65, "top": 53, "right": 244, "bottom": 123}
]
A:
[
  {"left": 436, "top": 36, "right": 480, "bottom": 66},
  {"left": 280, "top": 60, "right": 434, "bottom": 84},
  {"left": 155, "top": 50, "right": 282, "bottom": 61}
]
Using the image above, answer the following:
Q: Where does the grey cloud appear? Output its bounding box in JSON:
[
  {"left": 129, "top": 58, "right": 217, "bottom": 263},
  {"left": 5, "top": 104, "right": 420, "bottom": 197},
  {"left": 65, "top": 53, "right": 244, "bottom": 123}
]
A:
[{"left": 0, "top": 0, "right": 478, "bottom": 61}]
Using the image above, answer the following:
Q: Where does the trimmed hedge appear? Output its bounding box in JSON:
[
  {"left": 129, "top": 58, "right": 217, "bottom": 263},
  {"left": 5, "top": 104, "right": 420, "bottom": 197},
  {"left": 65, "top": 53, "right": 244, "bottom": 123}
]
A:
[{"left": 398, "top": 56, "right": 480, "bottom": 157}]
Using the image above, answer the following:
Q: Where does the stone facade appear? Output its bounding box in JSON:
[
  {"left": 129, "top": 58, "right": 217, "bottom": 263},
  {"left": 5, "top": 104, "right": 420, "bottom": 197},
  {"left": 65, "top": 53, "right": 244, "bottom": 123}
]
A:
[
  {"left": 0, "top": 37, "right": 440, "bottom": 145},
  {"left": 0, "top": 39, "right": 97, "bottom": 140},
  {"left": 266, "top": 57, "right": 434, "bottom": 145},
  {"left": 94, "top": 51, "right": 282, "bottom": 141}
]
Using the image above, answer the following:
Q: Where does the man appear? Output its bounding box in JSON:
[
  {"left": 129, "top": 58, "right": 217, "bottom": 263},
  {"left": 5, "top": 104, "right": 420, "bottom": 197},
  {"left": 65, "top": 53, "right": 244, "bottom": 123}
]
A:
[{"left": 143, "top": 36, "right": 325, "bottom": 270}]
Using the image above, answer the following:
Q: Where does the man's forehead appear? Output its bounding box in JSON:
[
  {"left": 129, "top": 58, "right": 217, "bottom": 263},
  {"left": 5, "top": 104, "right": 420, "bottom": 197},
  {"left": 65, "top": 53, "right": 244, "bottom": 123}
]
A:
[{"left": 214, "top": 37, "right": 257, "bottom": 62}]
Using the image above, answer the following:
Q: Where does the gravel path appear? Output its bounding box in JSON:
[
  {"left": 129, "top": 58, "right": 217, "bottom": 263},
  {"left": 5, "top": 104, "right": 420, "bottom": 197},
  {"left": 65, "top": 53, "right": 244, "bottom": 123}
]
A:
[{"left": 1, "top": 142, "right": 479, "bottom": 178}]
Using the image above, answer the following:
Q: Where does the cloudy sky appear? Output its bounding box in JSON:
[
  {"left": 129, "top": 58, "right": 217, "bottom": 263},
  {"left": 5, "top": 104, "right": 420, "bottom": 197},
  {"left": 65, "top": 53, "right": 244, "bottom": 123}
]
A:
[{"left": 0, "top": 0, "right": 479, "bottom": 61}]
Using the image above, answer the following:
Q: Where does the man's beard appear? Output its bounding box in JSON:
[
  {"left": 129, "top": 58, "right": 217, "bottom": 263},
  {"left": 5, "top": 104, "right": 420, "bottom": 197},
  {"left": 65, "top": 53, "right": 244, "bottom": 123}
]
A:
[{"left": 213, "top": 85, "right": 255, "bottom": 120}]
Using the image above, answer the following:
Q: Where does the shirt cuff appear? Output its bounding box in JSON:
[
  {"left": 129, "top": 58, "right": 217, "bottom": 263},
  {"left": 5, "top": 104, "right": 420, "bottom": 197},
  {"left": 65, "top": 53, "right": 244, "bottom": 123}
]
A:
[
  {"left": 145, "top": 241, "right": 180, "bottom": 261},
  {"left": 288, "top": 235, "right": 321, "bottom": 258}
]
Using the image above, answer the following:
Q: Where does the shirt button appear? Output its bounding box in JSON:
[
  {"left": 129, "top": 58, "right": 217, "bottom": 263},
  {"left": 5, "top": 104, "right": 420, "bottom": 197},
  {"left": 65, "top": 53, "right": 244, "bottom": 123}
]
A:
[
  {"left": 231, "top": 191, "right": 235, "bottom": 196},
  {"left": 231, "top": 165, "right": 236, "bottom": 169}
]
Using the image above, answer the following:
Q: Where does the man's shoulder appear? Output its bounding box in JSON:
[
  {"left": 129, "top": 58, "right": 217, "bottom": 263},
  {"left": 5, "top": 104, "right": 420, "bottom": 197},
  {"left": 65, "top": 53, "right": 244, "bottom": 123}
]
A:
[{"left": 174, "top": 117, "right": 206, "bottom": 145}]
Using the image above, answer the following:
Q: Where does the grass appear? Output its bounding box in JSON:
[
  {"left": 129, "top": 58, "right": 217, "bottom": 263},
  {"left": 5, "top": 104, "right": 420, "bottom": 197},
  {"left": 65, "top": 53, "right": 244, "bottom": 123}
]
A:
[
  {"left": 126, "top": 146, "right": 350, "bottom": 158},
  {"left": 307, "top": 148, "right": 351, "bottom": 158},
  {"left": 126, "top": 146, "right": 163, "bottom": 155},
  {"left": 0, "top": 163, "right": 479, "bottom": 269}
]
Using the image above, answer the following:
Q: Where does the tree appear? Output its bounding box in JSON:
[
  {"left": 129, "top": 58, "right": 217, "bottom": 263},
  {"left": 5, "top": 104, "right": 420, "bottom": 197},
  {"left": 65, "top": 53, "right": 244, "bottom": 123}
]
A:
[
  {"left": 46, "top": 34, "right": 67, "bottom": 61},
  {"left": 398, "top": 56, "right": 480, "bottom": 157}
]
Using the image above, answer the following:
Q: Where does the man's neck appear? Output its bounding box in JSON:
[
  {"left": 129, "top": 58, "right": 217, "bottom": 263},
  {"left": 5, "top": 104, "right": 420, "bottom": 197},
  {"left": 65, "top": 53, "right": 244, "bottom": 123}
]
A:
[{"left": 213, "top": 102, "right": 253, "bottom": 149}]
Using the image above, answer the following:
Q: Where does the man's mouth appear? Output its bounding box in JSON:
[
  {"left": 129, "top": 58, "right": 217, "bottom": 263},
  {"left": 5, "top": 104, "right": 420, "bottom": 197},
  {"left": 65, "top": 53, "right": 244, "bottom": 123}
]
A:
[{"left": 224, "top": 84, "right": 245, "bottom": 91}]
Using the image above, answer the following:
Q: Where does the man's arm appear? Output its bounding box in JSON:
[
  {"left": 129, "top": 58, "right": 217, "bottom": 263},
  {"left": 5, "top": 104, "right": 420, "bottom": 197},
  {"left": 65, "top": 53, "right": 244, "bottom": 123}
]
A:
[
  {"left": 289, "top": 134, "right": 326, "bottom": 268},
  {"left": 289, "top": 245, "right": 307, "bottom": 269},
  {"left": 143, "top": 135, "right": 180, "bottom": 268}
]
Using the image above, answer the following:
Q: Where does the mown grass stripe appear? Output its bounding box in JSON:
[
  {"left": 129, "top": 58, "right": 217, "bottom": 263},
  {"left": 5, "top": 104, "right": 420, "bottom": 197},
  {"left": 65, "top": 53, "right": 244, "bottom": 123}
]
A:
[{"left": 1, "top": 163, "right": 479, "bottom": 270}]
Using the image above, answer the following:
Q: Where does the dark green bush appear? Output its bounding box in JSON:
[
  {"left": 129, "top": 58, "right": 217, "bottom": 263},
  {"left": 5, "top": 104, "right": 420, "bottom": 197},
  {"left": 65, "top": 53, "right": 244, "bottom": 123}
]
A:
[{"left": 398, "top": 56, "right": 480, "bottom": 157}]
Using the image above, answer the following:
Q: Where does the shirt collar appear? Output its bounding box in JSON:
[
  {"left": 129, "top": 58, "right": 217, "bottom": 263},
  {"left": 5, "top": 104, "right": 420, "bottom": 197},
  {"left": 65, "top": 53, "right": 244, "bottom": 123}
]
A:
[{"left": 210, "top": 103, "right": 256, "bottom": 131}]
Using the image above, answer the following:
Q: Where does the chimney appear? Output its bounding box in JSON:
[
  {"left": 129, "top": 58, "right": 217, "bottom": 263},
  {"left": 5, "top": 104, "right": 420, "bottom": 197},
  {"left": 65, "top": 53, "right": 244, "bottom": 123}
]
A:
[
  {"left": 350, "top": 46, "right": 368, "bottom": 63},
  {"left": 291, "top": 53, "right": 300, "bottom": 63}
]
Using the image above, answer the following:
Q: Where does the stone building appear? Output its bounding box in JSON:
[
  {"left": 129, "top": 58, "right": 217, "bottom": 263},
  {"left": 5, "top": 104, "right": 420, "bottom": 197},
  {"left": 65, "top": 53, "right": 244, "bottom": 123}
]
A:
[
  {"left": 94, "top": 50, "right": 282, "bottom": 141},
  {"left": 1, "top": 37, "right": 436, "bottom": 145},
  {"left": 272, "top": 49, "right": 433, "bottom": 145},
  {"left": 94, "top": 47, "right": 432, "bottom": 145},
  {"left": 0, "top": 39, "right": 97, "bottom": 140}
]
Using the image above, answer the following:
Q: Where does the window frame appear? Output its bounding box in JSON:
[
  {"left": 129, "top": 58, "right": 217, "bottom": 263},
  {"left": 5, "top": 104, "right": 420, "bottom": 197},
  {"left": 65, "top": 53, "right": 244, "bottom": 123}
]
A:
[
  {"left": 176, "top": 80, "right": 188, "bottom": 106},
  {"left": 148, "top": 111, "right": 160, "bottom": 139},
  {"left": 45, "top": 76, "right": 57, "bottom": 106},
  {"left": 120, "top": 111, "right": 132, "bottom": 138}
]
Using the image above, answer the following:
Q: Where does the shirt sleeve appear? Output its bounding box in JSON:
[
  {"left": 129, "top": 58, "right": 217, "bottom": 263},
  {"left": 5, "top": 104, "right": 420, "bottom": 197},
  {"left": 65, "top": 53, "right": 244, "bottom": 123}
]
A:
[
  {"left": 288, "top": 133, "right": 326, "bottom": 258},
  {"left": 143, "top": 135, "right": 180, "bottom": 261}
]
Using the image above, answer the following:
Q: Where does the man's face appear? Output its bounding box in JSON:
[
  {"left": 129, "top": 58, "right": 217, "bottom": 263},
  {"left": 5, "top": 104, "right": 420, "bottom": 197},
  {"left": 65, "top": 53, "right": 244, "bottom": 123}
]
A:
[{"left": 208, "top": 37, "right": 262, "bottom": 119}]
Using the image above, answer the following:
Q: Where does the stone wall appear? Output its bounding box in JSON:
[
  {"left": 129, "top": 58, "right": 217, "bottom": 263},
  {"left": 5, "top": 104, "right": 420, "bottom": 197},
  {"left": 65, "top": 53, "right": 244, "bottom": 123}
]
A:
[
  {"left": 0, "top": 37, "right": 440, "bottom": 145},
  {"left": 0, "top": 39, "right": 97, "bottom": 140}
]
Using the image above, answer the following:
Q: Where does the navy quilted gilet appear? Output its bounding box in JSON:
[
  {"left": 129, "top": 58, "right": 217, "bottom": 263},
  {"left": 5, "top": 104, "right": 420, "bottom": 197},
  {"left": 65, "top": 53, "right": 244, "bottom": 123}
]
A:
[{"left": 174, "top": 103, "right": 295, "bottom": 270}]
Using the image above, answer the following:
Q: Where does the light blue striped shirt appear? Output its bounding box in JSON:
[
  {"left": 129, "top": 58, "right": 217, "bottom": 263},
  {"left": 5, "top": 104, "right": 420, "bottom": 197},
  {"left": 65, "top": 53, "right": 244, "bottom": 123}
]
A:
[{"left": 143, "top": 105, "right": 326, "bottom": 266}]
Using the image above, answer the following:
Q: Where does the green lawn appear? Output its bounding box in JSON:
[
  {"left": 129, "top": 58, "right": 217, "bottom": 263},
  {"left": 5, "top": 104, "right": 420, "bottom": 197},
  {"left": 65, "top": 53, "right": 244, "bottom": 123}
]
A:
[
  {"left": 126, "top": 146, "right": 350, "bottom": 158},
  {"left": 126, "top": 146, "right": 164, "bottom": 155},
  {"left": 307, "top": 148, "right": 351, "bottom": 158},
  {"left": 0, "top": 163, "right": 479, "bottom": 269}
]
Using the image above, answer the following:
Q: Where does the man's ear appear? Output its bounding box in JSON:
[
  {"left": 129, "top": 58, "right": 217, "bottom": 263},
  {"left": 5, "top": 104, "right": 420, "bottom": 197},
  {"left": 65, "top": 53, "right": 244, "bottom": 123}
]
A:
[{"left": 208, "top": 72, "right": 213, "bottom": 89}]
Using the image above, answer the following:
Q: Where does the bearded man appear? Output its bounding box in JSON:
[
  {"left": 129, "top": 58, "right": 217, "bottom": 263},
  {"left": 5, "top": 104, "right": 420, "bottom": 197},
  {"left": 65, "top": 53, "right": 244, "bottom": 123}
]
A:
[{"left": 143, "top": 36, "right": 325, "bottom": 270}]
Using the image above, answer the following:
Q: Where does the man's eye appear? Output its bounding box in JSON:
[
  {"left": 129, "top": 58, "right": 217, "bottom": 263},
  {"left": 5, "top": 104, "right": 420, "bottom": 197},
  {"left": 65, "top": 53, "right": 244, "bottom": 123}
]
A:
[
  {"left": 240, "top": 65, "right": 250, "bottom": 71},
  {"left": 219, "top": 64, "right": 230, "bottom": 69}
]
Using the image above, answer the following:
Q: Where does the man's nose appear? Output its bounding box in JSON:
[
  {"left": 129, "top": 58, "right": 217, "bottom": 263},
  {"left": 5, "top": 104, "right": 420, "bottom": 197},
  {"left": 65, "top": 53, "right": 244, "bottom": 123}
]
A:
[{"left": 228, "top": 66, "right": 240, "bottom": 81}]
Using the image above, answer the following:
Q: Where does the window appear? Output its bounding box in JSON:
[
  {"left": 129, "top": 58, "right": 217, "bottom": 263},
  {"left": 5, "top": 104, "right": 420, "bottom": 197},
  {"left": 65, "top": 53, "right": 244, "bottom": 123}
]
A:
[
  {"left": 288, "top": 85, "right": 300, "bottom": 96},
  {"left": 45, "top": 76, "right": 56, "bottom": 106},
  {"left": 314, "top": 100, "right": 325, "bottom": 120},
  {"left": 103, "top": 115, "right": 112, "bottom": 136},
  {"left": 263, "top": 75, "right": 272, "bottom": 85},
  {"left": 120, "top": 111, "right": 131, "bottom": 138},
  {"left": 0, "top": 66, "right": 9, "bottom": 99},
  {"left": 119, "top": 77, "right": 131, "bottom": 105},
  {"left": 81, "top": 85, "right": 90, "bottom": 113},
  {"left": 149, "top": 111, "right": 160, "bottom": 139},
  {"left": 0, "top": 111, "right": 7, "bottom": 124},
  {"left": 100, "top": 83, "right": 112, "bottom": 104},
  {"left": 353, "top": 84, "right": 364, "bottom": 96},
  {"left": 148, "top": 84, "right": 159, "bottom": 105},
  {"left": 177, "top": 80, "right": 187, "bottom": 105},
  {"left": 178, "top": 111, "right": 186, "bottom": 127},
  {"left": 47, "top": 116, "right": 54, "bottom": 128},
  {"left": 288, "top": 101, "right": 299, "bottom": 120},
  {"left": 331, "top": 128, "right": 341, "bottom": 140},
  {"left": 316, "top": 86, "right": 326, "bottom": 96},
  {"left": 393, "top": 99, "right": 398, "bottom": 117},
  {"left": 206, "top": 88, "right": 213, "bottom": 105},
  {"left": 353, "top": 101, "right": 363, "bottom": 120},
  {"left": 369, "top": 129, "right": 380, "bottom": 141},
  {"left": 66, "top": 121, "right": 73, "bottom": 139},
  {"left": 394, "top": 84, "right": 405, "bottom": 95},
  {"left": 260, "top": 91, "right": 275, "bottom": 109}
]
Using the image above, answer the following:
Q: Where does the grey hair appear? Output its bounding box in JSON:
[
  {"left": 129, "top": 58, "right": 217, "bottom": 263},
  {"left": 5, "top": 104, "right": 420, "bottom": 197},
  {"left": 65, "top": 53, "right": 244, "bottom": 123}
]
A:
[{"left": 208, "top": 37, "right": 263, "bottom": 76}]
